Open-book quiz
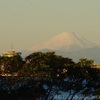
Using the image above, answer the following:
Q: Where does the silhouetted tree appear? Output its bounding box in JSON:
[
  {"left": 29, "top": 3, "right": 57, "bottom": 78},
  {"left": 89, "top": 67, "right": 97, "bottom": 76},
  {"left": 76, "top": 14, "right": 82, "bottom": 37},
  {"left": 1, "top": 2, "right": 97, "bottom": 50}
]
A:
[
  {"left": 0, "top": 52, "right": 100, "bottom": 100},
  {"left": 0, "top": 55, "right": 24, "bottom": 74}
]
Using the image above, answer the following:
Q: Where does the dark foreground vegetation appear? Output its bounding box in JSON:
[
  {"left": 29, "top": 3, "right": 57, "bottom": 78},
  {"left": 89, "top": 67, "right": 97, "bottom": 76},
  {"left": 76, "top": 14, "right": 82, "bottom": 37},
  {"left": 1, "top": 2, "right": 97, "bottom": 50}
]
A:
[{"left": 0, "top": 52, "right": 100, "bottom": 100}]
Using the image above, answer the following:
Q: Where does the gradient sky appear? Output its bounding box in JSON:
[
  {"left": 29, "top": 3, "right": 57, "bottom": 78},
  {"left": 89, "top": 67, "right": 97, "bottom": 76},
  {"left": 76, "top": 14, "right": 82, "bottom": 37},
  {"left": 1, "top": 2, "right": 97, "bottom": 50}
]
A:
[{"left": 0, "top": 0, "right": 100, "bottom": 53}]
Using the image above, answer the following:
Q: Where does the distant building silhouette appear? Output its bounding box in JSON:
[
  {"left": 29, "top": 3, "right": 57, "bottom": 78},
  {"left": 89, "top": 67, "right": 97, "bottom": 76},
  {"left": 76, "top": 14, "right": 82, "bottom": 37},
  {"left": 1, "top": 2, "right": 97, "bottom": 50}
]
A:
[
  {"left": 91, "top": 65, "right": 100, "bottom": 69},
  {"left": 2, "top": 45, "right": 22, "bottom": 57}
]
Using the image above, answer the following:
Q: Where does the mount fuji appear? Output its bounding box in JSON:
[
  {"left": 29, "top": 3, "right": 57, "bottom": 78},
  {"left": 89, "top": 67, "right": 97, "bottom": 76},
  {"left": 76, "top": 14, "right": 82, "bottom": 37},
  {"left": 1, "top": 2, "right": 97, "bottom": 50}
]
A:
[
  {"left": 25, "top": 32, "right": 100, "bottom": 63},
  {"left": 28, "top": 32, "right": 98, "bottom": 52}
]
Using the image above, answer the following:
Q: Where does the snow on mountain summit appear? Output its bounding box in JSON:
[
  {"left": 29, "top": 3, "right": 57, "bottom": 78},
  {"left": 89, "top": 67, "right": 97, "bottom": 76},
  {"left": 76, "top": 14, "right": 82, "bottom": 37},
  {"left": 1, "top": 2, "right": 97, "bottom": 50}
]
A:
[{"left": 28, "top": 32, "right": 97, "bottom": 52}]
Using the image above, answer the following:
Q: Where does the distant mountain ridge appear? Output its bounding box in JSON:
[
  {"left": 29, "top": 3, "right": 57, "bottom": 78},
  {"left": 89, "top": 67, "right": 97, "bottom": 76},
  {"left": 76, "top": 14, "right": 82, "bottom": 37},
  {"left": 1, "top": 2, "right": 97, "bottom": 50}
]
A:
[
  {"left": 25, "top": 32, "right": 100, "bottom": 63},
  {"left": 28, "top": 32, "right": 98, "bottom": 52}
]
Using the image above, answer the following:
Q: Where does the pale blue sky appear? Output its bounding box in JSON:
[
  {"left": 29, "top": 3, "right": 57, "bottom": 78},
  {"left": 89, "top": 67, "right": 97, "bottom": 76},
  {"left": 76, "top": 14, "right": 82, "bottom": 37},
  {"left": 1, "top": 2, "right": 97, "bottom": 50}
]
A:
[{"left": 0, "top": 0, "right": 100, "bottom": 53}]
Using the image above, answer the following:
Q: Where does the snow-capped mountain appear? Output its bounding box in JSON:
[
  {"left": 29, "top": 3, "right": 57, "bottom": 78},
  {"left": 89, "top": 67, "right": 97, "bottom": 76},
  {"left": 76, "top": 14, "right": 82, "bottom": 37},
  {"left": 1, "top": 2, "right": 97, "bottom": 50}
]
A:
[
  {"left": 28, "top": 32, "right": 98, "bottom": 52},
  {"left": 23, "top": 32, "right": 100, "bottom": 63}
]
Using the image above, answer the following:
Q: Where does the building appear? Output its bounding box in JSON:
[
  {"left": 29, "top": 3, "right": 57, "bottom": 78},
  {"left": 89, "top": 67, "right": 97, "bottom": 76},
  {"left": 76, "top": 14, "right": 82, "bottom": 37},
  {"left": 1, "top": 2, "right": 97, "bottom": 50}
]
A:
[
  {"left": 2, "top": 45, "right": 22, "bottom": 57},
  {"left": 91, "top": 65, "right": 100, "bottom": 69}
]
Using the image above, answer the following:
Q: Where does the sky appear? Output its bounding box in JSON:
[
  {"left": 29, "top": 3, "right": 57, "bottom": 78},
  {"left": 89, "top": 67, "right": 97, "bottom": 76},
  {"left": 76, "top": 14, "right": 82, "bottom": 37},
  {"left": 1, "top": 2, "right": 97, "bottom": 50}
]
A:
[{"left": 0, "top": 0, "right": 100, "bottom": 53}]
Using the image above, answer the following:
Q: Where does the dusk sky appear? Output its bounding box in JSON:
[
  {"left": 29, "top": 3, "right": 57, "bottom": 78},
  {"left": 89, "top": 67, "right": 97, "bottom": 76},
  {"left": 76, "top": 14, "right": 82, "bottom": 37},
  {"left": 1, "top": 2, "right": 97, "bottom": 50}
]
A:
[{"left": 0, "top": 0, "right": 100, "bottom": 53}]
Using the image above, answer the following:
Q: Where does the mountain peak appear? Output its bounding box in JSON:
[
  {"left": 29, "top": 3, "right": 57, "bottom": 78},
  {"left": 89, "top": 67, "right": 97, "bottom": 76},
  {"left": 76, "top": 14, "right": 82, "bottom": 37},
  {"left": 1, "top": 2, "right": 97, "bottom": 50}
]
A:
[
  {"left": 55, "top": 32, "right": 74, "bottom": 38},
  {"left": 28, "top": 32, "right": 98, "bottom": 52}
]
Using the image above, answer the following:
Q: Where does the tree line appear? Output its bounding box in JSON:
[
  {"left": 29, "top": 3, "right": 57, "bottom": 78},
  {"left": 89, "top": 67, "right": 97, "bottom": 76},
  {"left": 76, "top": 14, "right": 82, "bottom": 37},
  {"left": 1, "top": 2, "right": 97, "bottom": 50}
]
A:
[{"left": 0, "top": 52, "right": 100, "bottom": 100}]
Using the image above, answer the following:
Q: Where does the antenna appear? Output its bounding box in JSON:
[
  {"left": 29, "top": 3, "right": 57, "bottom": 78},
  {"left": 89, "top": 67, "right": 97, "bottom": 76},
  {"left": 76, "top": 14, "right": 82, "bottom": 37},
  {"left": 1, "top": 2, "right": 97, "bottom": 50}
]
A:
[{"left": 11, "top": 44, "right": 15, "bottom": 51}]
